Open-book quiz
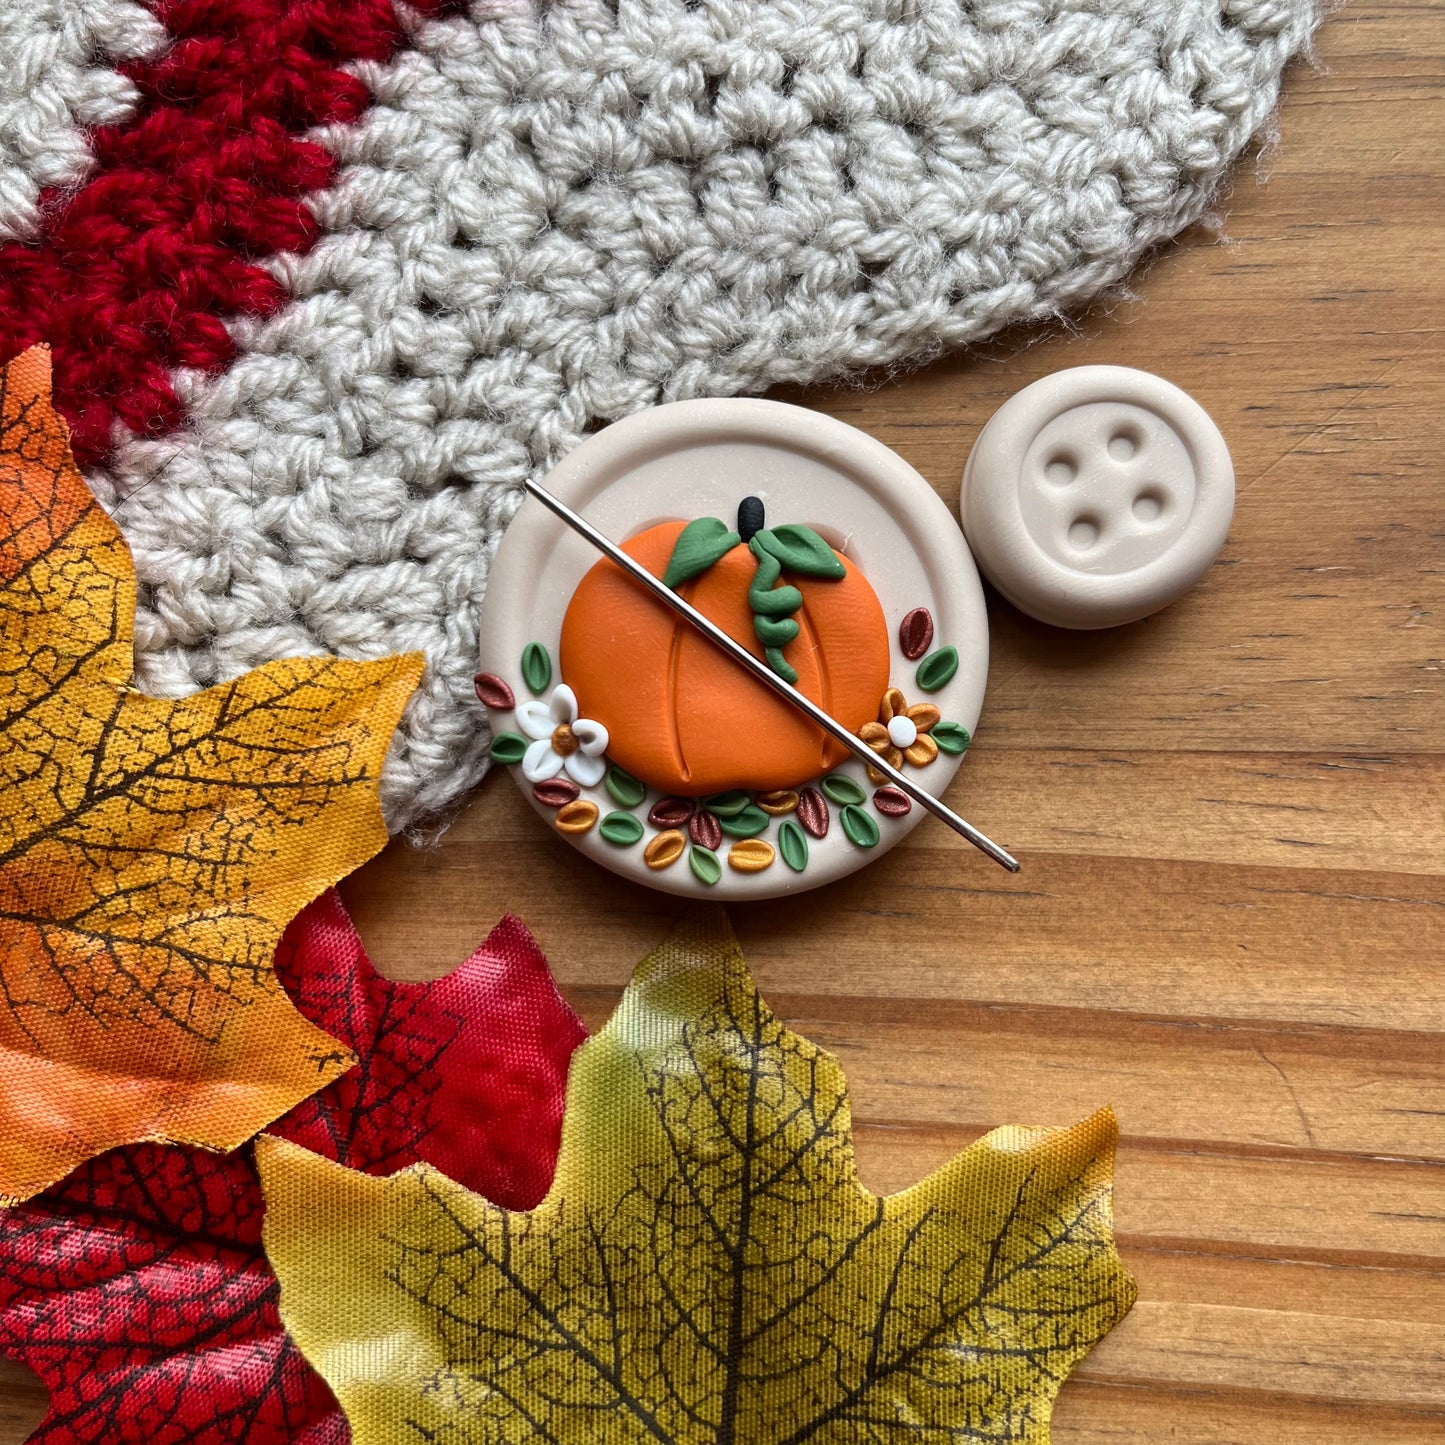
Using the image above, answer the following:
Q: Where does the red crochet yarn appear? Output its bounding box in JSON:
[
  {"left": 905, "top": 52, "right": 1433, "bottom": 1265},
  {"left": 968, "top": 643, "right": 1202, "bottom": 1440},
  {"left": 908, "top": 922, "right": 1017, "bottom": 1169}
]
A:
[{"left": 0, "top": 0, "right": 436, "bottom": 468}]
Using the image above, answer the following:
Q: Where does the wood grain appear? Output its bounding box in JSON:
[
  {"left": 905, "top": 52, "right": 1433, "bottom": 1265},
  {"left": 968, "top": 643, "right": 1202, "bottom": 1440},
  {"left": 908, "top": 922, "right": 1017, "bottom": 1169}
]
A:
[{"left": 2, "top": 1, "right": 1441, "bottom": 1440}]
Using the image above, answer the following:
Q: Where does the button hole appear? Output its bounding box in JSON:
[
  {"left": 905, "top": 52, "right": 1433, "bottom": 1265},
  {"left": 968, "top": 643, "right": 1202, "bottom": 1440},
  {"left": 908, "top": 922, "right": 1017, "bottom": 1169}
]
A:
[
  {"left": 1132, "top": 488, "right": 1166, "bottom": 523},
  {"left": 1044, "top": 452, "right": 1077, "bottom": 485},
  {"left": 1108, "top": 428, "right": 1142, "bottom": 462}
]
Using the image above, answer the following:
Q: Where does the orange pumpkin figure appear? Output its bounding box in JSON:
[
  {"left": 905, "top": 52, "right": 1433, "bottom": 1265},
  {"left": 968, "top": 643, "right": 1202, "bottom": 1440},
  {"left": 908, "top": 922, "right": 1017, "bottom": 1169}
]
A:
[{"left": 559, "top": 506, "right": 889, "bottom": 795}]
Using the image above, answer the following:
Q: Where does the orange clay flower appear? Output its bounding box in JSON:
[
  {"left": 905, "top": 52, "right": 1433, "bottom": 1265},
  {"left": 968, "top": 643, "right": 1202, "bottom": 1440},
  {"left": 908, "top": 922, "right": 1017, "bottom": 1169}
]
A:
[{"left": 857, "top": 687, "right": 941, "bottom": 783}]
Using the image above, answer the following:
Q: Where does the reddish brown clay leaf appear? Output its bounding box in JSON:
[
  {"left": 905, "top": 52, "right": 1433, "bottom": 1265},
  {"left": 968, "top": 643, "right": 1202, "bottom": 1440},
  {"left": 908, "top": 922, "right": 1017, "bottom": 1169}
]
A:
[
  {"left": 899, "top": 607, "right": 935, "bottom": 660},
  {"left": 648, "top": 796, "right": 696, "bottom": 828},
  {"left": 0, "top": 890, "right": 586, "bottom": 1444},
  {"left": 872, "top": 786, "right": 912, "bottom": 817},
  {"left": 532, "top": 778, "right": 580, "bottom": 809},
  {"left": 687, "top": 810, "right": 723, "bottom": 850},
  {"left": 473, "top": 672, "right": 515, "bottom": 710},
  {"left": 797, "top": 786, "right": 830, "bottom": 839}
]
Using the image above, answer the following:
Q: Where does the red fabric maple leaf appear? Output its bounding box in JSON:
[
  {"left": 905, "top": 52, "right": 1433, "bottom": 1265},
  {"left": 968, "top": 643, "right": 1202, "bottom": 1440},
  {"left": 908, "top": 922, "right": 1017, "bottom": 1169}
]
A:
[{"left": 0, "top": 891, "right": 585, "bottom": 1443}]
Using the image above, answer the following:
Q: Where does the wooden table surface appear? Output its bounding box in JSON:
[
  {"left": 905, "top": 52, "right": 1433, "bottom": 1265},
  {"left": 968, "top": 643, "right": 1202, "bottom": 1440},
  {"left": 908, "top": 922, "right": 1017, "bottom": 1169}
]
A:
[{"left": 2, "top": 2, "right": 1442, "bottom": 1439}]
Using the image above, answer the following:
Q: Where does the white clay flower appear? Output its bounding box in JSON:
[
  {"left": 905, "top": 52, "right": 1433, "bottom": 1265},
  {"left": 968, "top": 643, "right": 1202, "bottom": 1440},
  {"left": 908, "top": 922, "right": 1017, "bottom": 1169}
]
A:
[{"left": 516, "top": 684, "right": 609, "bottom": 787}]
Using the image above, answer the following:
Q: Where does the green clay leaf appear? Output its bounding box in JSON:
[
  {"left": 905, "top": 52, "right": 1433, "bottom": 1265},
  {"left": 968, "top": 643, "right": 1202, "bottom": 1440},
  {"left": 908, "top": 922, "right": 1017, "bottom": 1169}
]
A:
[
  {"left": 662, "top": 518, "right": 741, "bottom": 588},
  {"left": 753, "top": 614, "right": 801, "bottom": 648},
  {"left": 841, "top": 803, "right": 880, "bottom": 849},
  {"left": 599, "top": 812, "right": 645, "bottom": 847},
  {"left": 689, "top": 844, "right": 722, "bottom": 886},
  {"left": 755, "top": 525, "right": 847, "bottom": 580},
  {"left": 521, "top": 642, "right": 552, "bottom": 695},
  {"left": 702, "top": 790, "right": 751, "bottom": 818},
  {"left": 932, "top": 721, "right": 971, "bottom": 755},
  {"left": 489, "top": 731, "right": 529, "bottom": 765},
  {"left": 916, "top": 646, "right": 959, "bottom": 694},
  {"left": 820, "top": 773, "right": 866, "bottom": 807},
  {"left": 605, "top": 765, "right": 647, "bottom": 808},
  {"left": 778, "top": 819, "right": 809, "bottom": 872},
  {"left": 719, "top": 805, "right": 770, "bottom": 839}
]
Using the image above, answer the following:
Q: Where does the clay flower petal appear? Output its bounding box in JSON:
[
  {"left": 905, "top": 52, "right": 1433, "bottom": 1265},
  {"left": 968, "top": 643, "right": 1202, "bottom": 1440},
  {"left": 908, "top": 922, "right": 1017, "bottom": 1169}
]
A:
[
  {"left": 859, "top": 724, "right": 900, "bottom": 782},
  {"left": 565, "top": 750, "right": 606, "bottom": 788},
  {"left": 516, "top": 701, "right": 554, "bottom": 740},
  {"left": 572, "top": 719, "right": 609, "bottom": 756},
  {"left": 522, "top": 739, "right": 565, "bottom": 782},
  {"left": 904, "top": 733, "right": 939, "bottom": 767},
  {"left": 906, "top": 703, "right": 941, "bottom": 733},
  {"left": 549, "top": 684, "right": 580, "bottom": 726},
  {"left": 879, "top": 687, "right": 907, "bottom": 724}
]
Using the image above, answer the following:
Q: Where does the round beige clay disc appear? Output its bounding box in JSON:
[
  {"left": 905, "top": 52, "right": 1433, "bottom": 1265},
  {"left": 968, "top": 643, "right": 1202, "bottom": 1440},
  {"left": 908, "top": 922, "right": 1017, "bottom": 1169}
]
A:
[
  {"left": 960, "top": 366, "right": 1235, "bottom": 629},
  {"left": 477, "top": 398, "right": 988, "bottom": 899}
]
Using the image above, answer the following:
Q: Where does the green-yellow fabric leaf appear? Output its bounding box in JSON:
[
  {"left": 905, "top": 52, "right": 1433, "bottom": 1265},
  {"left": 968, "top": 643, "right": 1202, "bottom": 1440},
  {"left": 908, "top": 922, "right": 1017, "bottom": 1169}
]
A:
[{"left": 259, "top": 911, "right": 1135, "bottom": 1444}]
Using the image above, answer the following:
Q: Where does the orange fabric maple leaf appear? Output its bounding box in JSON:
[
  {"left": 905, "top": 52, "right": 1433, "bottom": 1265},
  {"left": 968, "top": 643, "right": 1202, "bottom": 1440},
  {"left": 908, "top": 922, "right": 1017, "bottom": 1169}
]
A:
[{"left": 0, "top": 345, "right": 424, "bottom": 1204}]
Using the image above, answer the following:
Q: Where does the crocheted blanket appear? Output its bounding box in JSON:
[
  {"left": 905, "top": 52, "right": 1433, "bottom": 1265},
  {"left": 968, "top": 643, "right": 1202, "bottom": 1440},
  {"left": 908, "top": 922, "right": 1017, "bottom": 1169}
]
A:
[{"left": 0, "top": 0, "right": 1319, "bottom": 834}]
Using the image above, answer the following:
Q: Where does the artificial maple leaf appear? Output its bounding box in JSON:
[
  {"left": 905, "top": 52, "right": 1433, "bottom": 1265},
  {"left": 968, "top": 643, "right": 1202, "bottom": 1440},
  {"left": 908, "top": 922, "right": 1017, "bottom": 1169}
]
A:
[
  {"left": 260, "top": 911, "right": 1136, "bottom": 1445},
  {"left": 0, "top": 345, "right": 424, "bottom": 1202},
  {"left": 0, "top": 890, "right": 586, "bottom": 1444}
]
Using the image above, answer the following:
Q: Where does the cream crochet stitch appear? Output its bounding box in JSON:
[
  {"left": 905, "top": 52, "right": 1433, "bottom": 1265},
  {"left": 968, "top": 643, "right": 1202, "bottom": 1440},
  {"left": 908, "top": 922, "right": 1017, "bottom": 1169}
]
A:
[
  {"left": 0, "top": 0, "right": 165, "bottom": 242},
  {"left": 90, "top": 0, "right": 1319, "bottom": 835}
]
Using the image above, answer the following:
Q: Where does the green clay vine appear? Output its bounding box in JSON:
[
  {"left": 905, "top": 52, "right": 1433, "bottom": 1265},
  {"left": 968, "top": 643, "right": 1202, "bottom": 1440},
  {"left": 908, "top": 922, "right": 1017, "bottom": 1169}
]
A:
[
  {"left": 663, "top": 499, "right": 847, "bottom": 683},
  {"left": 747, "top": 540, "right": 806, "bottom": 681}
]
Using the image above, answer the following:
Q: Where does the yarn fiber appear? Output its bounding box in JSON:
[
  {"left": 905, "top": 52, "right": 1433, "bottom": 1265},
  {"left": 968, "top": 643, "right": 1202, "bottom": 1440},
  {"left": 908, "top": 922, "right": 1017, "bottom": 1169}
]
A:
[
  {"left": 0, "top": 0, "right": 165, "bottom": 244},
  {"left": 0, "top": 0, "right": 441, "bottom": 465},
  {"left": 58, "top": 0, "right": 1317, "bottom": 833}
]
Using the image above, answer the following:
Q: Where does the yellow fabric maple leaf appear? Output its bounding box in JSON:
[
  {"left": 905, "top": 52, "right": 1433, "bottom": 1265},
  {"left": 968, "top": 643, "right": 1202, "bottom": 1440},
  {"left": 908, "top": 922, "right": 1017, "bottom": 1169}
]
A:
[
  {"left": 0, "top": 345, "right": 423, "bottom": 1203},
  {"left": 260, "top": 911, "right": 1136, "bottom": 1443}
]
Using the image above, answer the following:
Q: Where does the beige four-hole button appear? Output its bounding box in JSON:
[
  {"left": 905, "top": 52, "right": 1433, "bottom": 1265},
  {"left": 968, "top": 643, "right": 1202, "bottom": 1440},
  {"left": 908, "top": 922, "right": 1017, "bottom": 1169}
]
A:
[{"left": 960, "top": 366, "right": 1235, "bottom": 629}]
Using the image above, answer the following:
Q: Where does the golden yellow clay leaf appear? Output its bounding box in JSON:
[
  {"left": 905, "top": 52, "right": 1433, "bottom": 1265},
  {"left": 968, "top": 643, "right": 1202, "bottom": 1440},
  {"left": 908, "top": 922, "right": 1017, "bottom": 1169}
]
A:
[
  {"left": 0, "top": 345, "right": 424, "bottom": 1203},
  {"left": 260, "top": 911, "right": 1136, "bottom": 1444}
]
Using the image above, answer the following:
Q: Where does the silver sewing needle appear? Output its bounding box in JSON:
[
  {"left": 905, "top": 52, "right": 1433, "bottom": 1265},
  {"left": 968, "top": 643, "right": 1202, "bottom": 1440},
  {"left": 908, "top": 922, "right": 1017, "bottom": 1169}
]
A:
[{"left": 521, "top": 477, "right": 1021, "bottom": 873}]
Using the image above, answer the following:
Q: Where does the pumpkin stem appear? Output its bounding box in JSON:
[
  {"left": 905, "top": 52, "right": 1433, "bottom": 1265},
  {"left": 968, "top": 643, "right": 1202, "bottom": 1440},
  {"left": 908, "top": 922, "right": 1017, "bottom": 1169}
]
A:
[{"left": 737, "top": 496, "right": 765, "bottom": 544}]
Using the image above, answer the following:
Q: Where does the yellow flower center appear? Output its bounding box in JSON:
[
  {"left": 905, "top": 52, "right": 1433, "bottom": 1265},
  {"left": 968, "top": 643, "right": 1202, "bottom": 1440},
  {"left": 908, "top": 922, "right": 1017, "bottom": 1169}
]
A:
[{"left": 551, "top": 723, "right": 579, "bottom": 757}]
